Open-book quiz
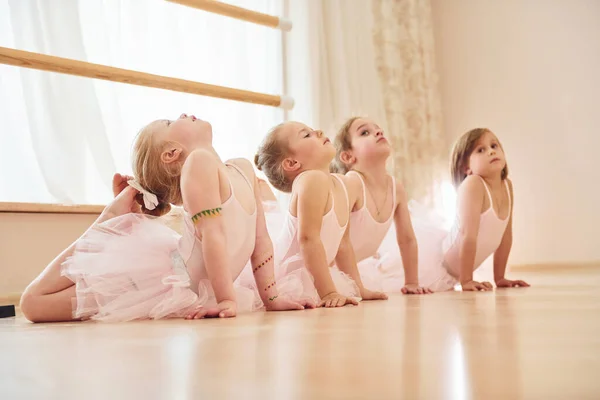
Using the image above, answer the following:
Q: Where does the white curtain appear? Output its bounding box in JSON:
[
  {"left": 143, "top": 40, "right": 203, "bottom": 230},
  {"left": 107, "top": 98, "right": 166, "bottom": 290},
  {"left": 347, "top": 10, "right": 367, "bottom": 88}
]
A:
[
  {"left": 273, "top": 0, "right": 390, "bottom": 208},
  {"left": 285, "top": 0, "right": 388, "bottom": 134},
  {"left": 284, "top": 0, "right": 448, "bottom": 211},
  {"left": 0, "top": 0, "right": 283, "bottom": 204}
]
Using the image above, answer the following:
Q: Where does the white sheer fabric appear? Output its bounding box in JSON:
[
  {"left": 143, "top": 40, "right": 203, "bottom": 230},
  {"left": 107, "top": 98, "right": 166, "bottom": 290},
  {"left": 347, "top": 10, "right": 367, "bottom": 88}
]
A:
[{"left": 0, "top": 0, "right": 283, "bottom": 204}]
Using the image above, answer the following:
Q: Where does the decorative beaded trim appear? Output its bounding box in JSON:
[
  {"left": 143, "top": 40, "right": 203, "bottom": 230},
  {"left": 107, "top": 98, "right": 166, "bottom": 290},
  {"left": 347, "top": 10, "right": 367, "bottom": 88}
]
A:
[
  {"left": 191, "top": 207, "right": 222, "bottom": 223},
  {"left": 264, "top": 280, "right": 276, "bottom": 292},
  {"left": 253, "top": 255, "right": 273, "bottom": 273}
]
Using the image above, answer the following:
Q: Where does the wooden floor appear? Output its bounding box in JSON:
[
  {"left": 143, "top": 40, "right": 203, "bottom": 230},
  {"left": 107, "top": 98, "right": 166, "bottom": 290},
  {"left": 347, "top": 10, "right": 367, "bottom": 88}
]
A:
[{"left": 2, "top": 267, "right": 600, "bottom": 399}]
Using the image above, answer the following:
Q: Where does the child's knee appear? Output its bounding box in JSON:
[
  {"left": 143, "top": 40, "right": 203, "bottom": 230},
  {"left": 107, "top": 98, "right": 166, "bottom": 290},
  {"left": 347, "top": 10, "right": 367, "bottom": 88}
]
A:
[{"left": 19, "top": 291, "right": 42, "bottom": 322}]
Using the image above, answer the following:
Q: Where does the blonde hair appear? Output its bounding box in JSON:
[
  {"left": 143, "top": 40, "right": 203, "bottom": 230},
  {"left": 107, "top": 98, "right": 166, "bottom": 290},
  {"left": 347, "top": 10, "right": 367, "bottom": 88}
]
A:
[
  {"left": 331, "top": 117, "right": 361, "bottom": 174},
  {"left": 131, "top": 122, "right": 184, "bottom": 216},
  {"left": 450, "top": 128, "right": 509, "bottom": 188},
  {"left": 254, "top": 123, "right": 293, "bottom": 192}
]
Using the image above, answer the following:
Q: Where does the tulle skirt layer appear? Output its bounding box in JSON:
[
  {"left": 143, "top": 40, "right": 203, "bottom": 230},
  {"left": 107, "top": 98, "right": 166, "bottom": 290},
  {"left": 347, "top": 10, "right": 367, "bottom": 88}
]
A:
[
  {"left": 358, "top": 201, "right": 460, "bottom": 292},
  {"left": 62, "top": 213, "right": 261, "bottom": 322}
]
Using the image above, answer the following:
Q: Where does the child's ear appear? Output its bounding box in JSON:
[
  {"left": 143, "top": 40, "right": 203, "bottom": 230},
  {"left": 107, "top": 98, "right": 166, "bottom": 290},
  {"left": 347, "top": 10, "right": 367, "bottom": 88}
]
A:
[
  {"left": 282, "top": 157, "right": 302, "bottom": 173},
  {"left": 339, "top": 150, "right": 356, "bottom": 166},
  {"left": 161, "top": 146, "right": 183, "bottom": 164}
]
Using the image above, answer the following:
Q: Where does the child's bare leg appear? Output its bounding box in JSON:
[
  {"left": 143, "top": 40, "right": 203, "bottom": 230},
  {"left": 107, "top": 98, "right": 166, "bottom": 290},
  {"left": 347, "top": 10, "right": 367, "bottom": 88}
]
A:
[
  {"left": 20, "top": 244, "right": 79, "bottom": 323},
  {"left": 21, "top": 178, "right": 143, "bottom": 322}
]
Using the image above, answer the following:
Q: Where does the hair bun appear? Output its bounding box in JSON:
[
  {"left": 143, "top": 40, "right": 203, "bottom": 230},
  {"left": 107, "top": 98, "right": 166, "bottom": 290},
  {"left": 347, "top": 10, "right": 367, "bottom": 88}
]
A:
[
  {"left": 135, "top": 193, "right": 172, "bottom": 217},
  {"left": 142, "top": 202, "right": 172, "bottom": 217},
  {"left": 254, "top": 154, "right": 262, "bottom": 170}
]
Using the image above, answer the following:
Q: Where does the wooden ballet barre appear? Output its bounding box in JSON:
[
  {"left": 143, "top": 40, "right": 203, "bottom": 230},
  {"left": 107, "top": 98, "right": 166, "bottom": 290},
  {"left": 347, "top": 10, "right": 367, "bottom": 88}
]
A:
[
  {"left": 166, "top": 0, "right": 292, "bottom": 31},
  {"left": 0, "top": 46, "right": 294, "bottom": 109},
  {"left": 0, "top": 202, "right": 104, "bottom": 214}
]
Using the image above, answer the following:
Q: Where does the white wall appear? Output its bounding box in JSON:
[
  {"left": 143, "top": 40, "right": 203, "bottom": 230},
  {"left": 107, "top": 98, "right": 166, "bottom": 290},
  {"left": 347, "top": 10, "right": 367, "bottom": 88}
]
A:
[{"left": 432, "top": 0, "right": 600, "bottom": 265}]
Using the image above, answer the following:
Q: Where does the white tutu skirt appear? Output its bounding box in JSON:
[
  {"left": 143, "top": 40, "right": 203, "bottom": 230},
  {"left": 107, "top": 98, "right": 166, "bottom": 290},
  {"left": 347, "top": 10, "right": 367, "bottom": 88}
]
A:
[
  {"left": 358, "top": 201, "right": 460, "bottom": 293},
  {"left": 62, "top": 213, "right": 260, "bottom": 322},
  {"left": 275, "top": 255, "right": 362, "bottom": 303},
  {"left": 235, "top": 256, "right": 362, "bottom": 306}
]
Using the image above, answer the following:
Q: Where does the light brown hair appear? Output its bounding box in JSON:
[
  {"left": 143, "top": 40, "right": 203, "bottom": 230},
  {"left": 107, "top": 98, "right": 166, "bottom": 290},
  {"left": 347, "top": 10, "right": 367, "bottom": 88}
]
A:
[
  {"left": 450, "top": 128, "right": 508, "bottom": 188},
  {"left": 131, "top": 123, "right": 184, "bottom": 216},
  {"left": 331, "top": 116, "right": 361, "bottom": 174},
  {"left": 254, "top": 123, "right": 293, "bottom": 192}
]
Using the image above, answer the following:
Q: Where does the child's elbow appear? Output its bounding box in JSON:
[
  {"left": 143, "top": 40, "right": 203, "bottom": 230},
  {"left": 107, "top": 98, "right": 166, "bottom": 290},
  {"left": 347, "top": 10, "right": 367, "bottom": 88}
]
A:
[
  {"left": 459, "top": 233, "right": 477, "bottom": 249},
  {"left": 337, "top": 239, "right": 353, "bottom": 255},
  {"left": 397, "top": 233, "right": 417, "bottom": 247},
  {"left": 298, "top": 232, "right": 320, "bottom": 247},
  {"left": 201, "top": 228, "right": 226, "bottom": 246}
]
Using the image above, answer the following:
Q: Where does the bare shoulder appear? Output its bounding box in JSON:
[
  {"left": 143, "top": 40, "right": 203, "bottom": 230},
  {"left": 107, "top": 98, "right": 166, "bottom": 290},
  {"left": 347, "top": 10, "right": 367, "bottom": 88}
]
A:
[
  {"left": 393, "top": 176, "right": 408, "bottom": 200},
  {"left": 180, "top": 149, "right": 222, "bottom": 205},
  {"left": 458, "top": 175, "right": 486, "bottom": 197},
  {"left": 340, "top": 172, "right": 361, "bottom": 191},
  {"left": 226, "top": 158, "right": 256, "bottom": 181},
  {"left": 294, "top": 170, "right": 329, "bottom": 195},
  {"left": 182, "top": 149, "right": 220, "bottom": 177},
  {"left": 338, "top": 173, "right": 361, "bottom": 205}
]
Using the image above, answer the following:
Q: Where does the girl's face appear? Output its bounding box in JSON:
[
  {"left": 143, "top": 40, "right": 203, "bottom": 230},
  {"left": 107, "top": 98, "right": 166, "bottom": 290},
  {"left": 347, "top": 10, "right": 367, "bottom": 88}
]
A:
[
  {"left": 346, "top": 118, "right": 390, "bottom": 165},
  {"left": 142, "top": 113, "right": 213, "bottom": 167},
  {"left": 466, "top": 130, "right": 506, "bottom": 178},
  {"left": 158, "top": 113, "right": 213, "bottom": 149},
  {"left": 280, "top": 121, "right": 336, "bottom": 171}
]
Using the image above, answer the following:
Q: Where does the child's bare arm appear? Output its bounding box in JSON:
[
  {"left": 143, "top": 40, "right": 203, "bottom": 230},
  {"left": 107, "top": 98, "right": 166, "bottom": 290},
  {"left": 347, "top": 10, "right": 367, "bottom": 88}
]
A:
[
  {"left": 181, "top": 150, "right": 235, "bottom": 315},
  {"left": 393, "top": 182, "right": 432, "bottom": 294},
  {"left": 456, "top": 176, "right": 490, "bottom": 291},
  {"left": 493, "top": 180, "right": 529, "bottom": 288},
  {"left": 296, "top": 171, "right": 338, "bottom": 297},
  {"left": 335, "top": 175, "right": 387, "bottom": 300},
  {"left": 234, "top": 160, "right": 314, "bottom": 311}
]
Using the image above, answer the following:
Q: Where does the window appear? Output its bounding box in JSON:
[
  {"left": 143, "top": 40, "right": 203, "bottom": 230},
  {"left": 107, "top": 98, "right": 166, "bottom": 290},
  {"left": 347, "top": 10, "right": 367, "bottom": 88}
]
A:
[{"left": 0, "top": 0, "right": 284, "bottom": 204}]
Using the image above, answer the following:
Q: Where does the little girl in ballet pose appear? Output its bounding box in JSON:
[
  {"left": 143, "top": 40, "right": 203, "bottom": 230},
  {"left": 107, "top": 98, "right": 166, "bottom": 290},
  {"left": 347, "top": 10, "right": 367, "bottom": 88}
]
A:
[
  {"left": 20, "top": 114, "right": 311, "bottom": 322},
  {"left": 437, "top": 128, "right": 530, "bottom": 291},
  {"left": 254, "top": 121, "right": 388, "bottom": 307},
  {"left": 332, "top": 117, "right": 432, "bottom": 295}
]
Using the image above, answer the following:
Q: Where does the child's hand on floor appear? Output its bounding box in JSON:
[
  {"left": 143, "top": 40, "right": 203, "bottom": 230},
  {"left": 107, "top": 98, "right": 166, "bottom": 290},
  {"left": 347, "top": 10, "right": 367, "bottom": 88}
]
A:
[
  {"left": 401, "top": 283, "right": 433, "bottom": 295},
  {"left": 319, "top": 292, "right": 359, "bottom": 308},
  {"left": 266, "top": 296, "right": 316, "bottom": 311},
  {"left": 185, "top": 300, "right": 237, "bottom": 319},
  {"left": 360, "top": 288, "right": 388, "bottom": 301},
  {"left": 461, "top": 280, "right": 493, "bottom": 291},
  {"left": 496, "top": 278, "right": 530, "bottom": 288}
]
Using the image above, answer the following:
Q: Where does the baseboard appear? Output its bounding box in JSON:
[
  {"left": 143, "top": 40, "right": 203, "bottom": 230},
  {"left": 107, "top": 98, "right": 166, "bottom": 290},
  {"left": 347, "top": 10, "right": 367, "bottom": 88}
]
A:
[
  {"left": 0, "top": 292, "right": 21, "bottom": 307},
  {"left": 511, "top": 261, "right": 600, "bottom": 272}
]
